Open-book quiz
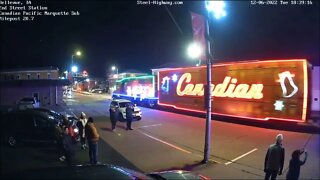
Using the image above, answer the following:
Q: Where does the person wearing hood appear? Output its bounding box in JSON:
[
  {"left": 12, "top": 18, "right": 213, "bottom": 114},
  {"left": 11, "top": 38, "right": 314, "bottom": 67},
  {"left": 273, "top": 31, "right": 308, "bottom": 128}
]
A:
[
  {"left": 286, "top": 149, "right": 308, "bottom": 180},
  {"left": 264, "top": 134, "right": 285, "bottom": 180},
  {"left": 85, "top": 117, "right": 99, "bottom": 164},
  {"left": 77, "top": 112, "right": 88, "bottom": 149}
]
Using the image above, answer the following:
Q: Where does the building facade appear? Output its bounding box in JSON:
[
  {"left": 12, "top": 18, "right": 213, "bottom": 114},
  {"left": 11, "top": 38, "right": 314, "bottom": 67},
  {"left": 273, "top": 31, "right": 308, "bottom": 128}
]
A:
[
  {"left": 0, "top": 67, "right": 59, "bottom": 80},
  {"left": 0, "top": 67, "right": 69, "bottom": 108}
]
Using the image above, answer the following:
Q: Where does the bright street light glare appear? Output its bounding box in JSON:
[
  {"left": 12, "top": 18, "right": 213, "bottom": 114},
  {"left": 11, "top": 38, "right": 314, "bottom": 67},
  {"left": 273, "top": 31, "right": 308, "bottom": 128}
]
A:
[
  {"left": 187, "top": 43, "right": 202, "bottom": 59},
  {"left": 76, "top": 51, "right": 81, "bottom": 56},
  {"left": 111, "top": 66, "right": 116, "bottom": 71},
  {"left": 71, "top": 66, "right": 78, "bottom": 73},
  {"left": 205, "top": 1, "right": 226, "bottom": 19}
]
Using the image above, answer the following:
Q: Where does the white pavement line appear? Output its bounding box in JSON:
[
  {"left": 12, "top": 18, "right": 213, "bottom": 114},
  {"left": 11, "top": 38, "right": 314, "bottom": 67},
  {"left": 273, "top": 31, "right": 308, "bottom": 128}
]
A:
[
  {"left": 136, "top": 124, "right": 162, "bottom": 129},
  {"left": 138, "top": 130, "right": 192, "bottom": 154},
  {"left": 225, "top": 148, "right": 258, "bottom": 165}
]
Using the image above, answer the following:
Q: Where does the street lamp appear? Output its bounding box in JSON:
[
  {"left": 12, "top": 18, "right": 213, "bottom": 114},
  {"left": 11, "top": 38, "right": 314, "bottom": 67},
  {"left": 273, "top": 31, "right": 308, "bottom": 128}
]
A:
[
  {"left": 64, "top": 70, "right": 68, "bottom": 79},
  {"left": 71, "top": 50, "right": 81, "bottom": 72},
  {"left": 71, "top": 65, "right": 78, "bottom": 74},
  {"left": 187, "top": 43, "right": 203, "bottom": 67},
  {"left": 111, "top": 66, "right": 118, "bottom": 75},
  {"left": 187, "top": 42, "right": 202, "bottom": 59},
  {"left": 202, "top": 1, "right": 226, "bottom": 163},
  {"left": 110, "top": 66, "right": 119, "bottom": 93}
]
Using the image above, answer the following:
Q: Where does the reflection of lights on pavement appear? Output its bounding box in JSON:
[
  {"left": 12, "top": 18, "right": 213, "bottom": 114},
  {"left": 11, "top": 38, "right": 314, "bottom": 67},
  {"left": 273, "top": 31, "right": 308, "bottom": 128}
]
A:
[{"left": 274, "top": 100, "right": 285, "bottom": 111}]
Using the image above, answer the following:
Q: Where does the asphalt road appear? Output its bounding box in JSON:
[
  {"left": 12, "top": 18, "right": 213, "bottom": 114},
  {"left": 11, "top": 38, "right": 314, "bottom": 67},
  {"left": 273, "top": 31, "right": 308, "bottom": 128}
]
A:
[
  {"left": 1, "top": 92, "right": 319, "bottom": 179},
  {"left": 63, "top": 93, "right": 320, "bottom": 179}
]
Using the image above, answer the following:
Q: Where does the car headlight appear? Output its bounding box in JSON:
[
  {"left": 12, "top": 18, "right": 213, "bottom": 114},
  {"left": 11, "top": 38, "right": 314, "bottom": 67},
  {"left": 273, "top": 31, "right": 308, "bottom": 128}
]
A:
[{"left": 74, "top": 128, "right": 79, "bottom": 133}]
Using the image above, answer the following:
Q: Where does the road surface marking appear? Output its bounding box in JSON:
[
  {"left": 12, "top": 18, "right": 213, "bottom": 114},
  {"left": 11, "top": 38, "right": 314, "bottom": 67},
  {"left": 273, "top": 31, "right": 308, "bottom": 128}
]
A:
[
  {"left": 225, "top": 148, "right": 258, "bottom": 165},
  {"left": 138, "top": 131, "right": 191, "bottom": 154},
  {"left": 136, "top": 124, "right": 162, "bottom": 129}
]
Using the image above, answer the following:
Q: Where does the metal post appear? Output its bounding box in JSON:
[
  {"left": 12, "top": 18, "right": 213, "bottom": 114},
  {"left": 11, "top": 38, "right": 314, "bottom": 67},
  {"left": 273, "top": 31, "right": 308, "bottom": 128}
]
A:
[
  {"left": 203, "top": 11, "right": 212, "bottom": 164},
  {"left": 71, "top": 55, "right": 74, "bottom": 77}
]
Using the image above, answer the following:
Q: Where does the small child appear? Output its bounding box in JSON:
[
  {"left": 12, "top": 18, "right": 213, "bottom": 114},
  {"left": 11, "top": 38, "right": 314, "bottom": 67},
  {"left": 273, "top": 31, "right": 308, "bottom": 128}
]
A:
[{"left": 286, "top": 149, "right": 308, "bottom": 180}]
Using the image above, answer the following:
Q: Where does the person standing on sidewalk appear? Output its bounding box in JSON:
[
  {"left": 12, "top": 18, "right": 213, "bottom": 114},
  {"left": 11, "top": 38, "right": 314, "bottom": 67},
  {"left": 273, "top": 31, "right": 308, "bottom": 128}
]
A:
[
  {"left": 85, "top": 117, "right": 100, "bottom": 164},
  {"left": 125, "top": 103, "right": 134, "bottom": 130},
  {"left": 77, "top": 112, "right": 88, "bottom": 149},
  {"left": 54, "top": 122, "right": 65, "bottom": 162},
  {"left": 286, "top": 149, "right": 308, "bottom": 180},
  {"left": 264, "top": 134, "right": 285, "bottom": 180},
  {"left": 109, "top": 106, "right": 119, "bottom": 132},
  {"left": 62, "top": 127, "right": 76, "bottom": 166}
]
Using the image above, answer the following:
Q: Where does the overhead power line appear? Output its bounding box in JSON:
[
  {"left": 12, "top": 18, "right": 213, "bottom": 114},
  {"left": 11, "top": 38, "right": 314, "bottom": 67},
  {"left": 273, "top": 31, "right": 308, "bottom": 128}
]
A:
[{"left": 163, "top": 5, "right": 184, "bottom": 35}]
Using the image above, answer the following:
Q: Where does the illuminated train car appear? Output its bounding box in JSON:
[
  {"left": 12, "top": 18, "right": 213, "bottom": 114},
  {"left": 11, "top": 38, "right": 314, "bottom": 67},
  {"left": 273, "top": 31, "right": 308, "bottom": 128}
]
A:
[
  {"left": 112, "top": 75, "right": 159, "bottom": 107},
  {"left": 113, "top": 59, "right": 311, "bottom": 123},
  {"left": 155, "top": 59, "right": 311, "bottom": 123}
]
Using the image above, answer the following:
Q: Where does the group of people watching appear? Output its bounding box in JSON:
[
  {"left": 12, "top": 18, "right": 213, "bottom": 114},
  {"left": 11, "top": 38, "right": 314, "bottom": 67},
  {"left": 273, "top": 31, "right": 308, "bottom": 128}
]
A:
[
  {"left": 110, "top": 103, "right": 134, "bottom": 131},
  {"left": 264, "top": 134, "right": 308, "bottom": 180},
  {"left": 55, "top": 112, "right": 99, "bottom": 166},
  {"left": 54, "top": 111, "right": 309, "bottom": 180}
]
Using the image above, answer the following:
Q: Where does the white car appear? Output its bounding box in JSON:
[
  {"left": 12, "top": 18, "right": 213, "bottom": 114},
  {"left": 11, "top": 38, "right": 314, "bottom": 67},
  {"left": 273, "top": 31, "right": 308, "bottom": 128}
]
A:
[
  {"left": 110, "top": 99, "right": 142, "bottom": 121},
  {"left": 18, "top": 97, "right": 40, "bottom": 110},
  {"left": 90, "top": 88, "right": 104, "bottom": 94}
]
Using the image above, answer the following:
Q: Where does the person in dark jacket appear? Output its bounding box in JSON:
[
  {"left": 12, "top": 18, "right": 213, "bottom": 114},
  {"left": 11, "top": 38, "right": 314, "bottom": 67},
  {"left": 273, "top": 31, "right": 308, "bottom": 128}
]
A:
[
  {"left": 54, "top": 123, "right": 65, "bottom": 162},
  {"left": 62, "top": 127, "right": 76, "bottom": 166},
  {"left": 109, "top": 107, "right": 119, "bottom": 132},
  {"left": 286, "top": 149, "right": 308, "bottom": 180},
  {"left": 85, "top": 117, "right": 100, "bottom": 164},
  {"left": 125, "top": 103, "right": 134, "bottom": 130},
  {"left": 264, "top": 134, "right": 285, "bottom": 180}
]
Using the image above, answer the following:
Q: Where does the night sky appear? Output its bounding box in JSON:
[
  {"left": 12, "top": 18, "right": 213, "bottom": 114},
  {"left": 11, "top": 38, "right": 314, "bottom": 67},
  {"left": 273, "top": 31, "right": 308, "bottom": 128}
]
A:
[{"left": 1, "top": 1, "right": 319, "bottom": 78}]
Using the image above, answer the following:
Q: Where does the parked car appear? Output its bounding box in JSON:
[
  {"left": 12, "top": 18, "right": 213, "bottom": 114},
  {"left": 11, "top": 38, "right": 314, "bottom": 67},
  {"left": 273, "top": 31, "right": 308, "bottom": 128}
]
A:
[
  {"left": 33, "top": 108, "right": 78, "bottom": 127},
  {"left": 18, "top": 97, "right": 40, "bottom": 110},
  {"left": 63, "top": 88, "right": 73, "bottom": 98},
  {"left": 1, "top": 109, "right": 79, "bottom": 147},
  {"left": 6, "top": 164, "right": 211, "bottom": 180},
  {"left": 90, "top": 88, "right": 103, "bottom": 94},
  {"left": 148, "top": 170, "right": 211, "bottom": 180},
  {"left": 109, "top": 99, "right": 142, "bottom": 121}
]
